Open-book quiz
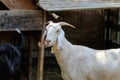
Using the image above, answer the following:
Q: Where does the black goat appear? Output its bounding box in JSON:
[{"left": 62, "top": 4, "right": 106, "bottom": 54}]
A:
[{"left": 0, "top": 29, "right": 24, "bottom": 80}]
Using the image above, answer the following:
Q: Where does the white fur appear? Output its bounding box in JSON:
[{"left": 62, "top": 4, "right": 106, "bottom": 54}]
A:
[
  {"left": 15, "top": 28, "right": 21, "bottom": 34},
  {"left": 44, "top": 21, "right": 120, "bottom": 80},
  {"left": 57, "top": 29, "right": 65, "bottom": 50}
]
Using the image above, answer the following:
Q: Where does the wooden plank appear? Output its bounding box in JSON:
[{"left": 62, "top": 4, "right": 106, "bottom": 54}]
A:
[
  {"left": 29, "top": 32, "right": 33, "bottom": 80},
  {"left": 0, "top": 0, "right": 37, "bottom": 10},
  {"left": 37, "top": 11, "right": 46, "bottom": 80},
  {"left": 118, "top": 10, "right": 120, "bottom": 25},
  {"left": 37, "top": 46, "right": 44, "bottom": 80},
  {"left": 37, "top": 0, "right": 120, "bottom": 11},
  {"left": 0, "top": 10, "right": 43, "bottom": 31}
]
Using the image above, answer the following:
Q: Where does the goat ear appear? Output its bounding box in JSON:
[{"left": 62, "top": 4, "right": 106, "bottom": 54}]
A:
[{"left": 57, "top": 29, "right": 64, "bottom": 50}]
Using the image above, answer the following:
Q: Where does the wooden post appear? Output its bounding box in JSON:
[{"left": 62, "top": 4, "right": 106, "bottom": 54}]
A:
[
  {"left": 37, "top": 46, "right": 44, "bottom": 80},
  {"left": 29, "top": 32, "right": 33, "bottom": 80},
  {"left": 37, "top": 11, "right": 46, "bottom": 80}
]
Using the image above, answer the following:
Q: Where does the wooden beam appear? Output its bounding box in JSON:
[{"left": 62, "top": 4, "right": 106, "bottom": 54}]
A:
[
  {"left": 37, "top": 0, "right": 120, "bottom": 11},
  {"left": 0, "top": 0, "right": 37, "bottom": 10},
  {"left": 29, "top": 32, "right": 33, "bottom": 80},
  {"left": 0, "top": 10, "right": 43, "bottom": 31},
  {"left": 37, "top": 11, "right": 46, "bottom": 80}
]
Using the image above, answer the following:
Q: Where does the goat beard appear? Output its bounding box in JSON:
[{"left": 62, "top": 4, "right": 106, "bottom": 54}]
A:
[{"left": 38, "top": 31, "right": 47, "bottom": 47}]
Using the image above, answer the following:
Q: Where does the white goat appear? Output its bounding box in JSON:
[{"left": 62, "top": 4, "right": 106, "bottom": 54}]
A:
[{"left": 38, "top": 21, "right": 120, "bottom": 80}]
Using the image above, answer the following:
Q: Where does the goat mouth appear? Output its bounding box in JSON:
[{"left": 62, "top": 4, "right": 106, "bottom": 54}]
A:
[{"left": 44, "top": 41, "right": 56, "bottom": 47}]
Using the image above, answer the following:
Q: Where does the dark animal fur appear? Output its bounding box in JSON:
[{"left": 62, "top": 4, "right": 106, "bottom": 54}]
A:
[{"left": 0, "top": 29, "right": 24, "bottom": 80}]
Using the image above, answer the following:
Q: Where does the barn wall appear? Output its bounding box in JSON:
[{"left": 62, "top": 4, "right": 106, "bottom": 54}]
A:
[
  {"left": 0, "top": 30, "right": 42, "bottom": 79},
  {"left": 43, "top": 10, "right": 106, "bottom": 80},
  {"left": 47, "top": 10, "right": 105, "bottom": 49}
]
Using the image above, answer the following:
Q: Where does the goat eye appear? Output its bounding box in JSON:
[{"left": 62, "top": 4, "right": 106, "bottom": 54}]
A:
[{"left": 56, "top": 30, "right": 60, "bottom": 33}]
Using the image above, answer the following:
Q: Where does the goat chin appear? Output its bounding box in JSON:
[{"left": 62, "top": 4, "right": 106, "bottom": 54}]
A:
[
  {"left": 44, "top": 45, "right": 51, "bottom": 47},
  {"left": 44, "top": 41, "right": 56, "bottom": 47}
]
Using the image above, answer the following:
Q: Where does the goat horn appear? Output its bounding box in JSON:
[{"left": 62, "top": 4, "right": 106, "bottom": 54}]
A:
[
  {"left": 38, "top": 30, "right": 47, "bottom": 47},
  {"left": 59, "top": 22, "right": 76, "bottom": 28}
]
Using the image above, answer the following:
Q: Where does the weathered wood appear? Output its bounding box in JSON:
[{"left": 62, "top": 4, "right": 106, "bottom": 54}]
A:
[
  {"left": 29, "top": 32, "right": 33, "bottom": 80},
  {"left": 119, "top": 10, "right": 120, "bottom": 25},
  {"left": 37, "top": 11, "right": 46, "bottom": 80},
  {"left": 0, "top": 0, "right": 37, "bottom": 10},
  {"left": 0, "top": 10, "right": 43, "bottom": 31},
  {"left": 46, "top": 10, "right": 105, "bottom": 49},
  {"left": 38, "top": 0, "right": 120, "bottom": 11}
]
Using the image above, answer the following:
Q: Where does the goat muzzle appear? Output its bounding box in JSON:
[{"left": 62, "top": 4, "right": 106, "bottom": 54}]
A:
[{"left": 38, "top": 31, "right": 47, "bottom": 47}]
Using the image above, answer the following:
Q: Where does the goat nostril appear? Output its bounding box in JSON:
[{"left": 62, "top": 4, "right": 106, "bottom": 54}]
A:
[{"left": 46, "top": 40, "right": 51, "bottom": 43}]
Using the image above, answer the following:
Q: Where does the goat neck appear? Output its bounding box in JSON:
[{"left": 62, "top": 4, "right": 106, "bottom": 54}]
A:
[
  {"left": 51, "top": 29, "right": 73, "bottom": 69},
  {"left": 52, "top": 29, "right": 73, "bottom": 51}
]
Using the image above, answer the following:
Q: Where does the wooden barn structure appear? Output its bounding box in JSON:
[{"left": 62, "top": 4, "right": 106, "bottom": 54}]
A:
[
  {"left": 0, "top": 0, "right": 120, "bottom": 80},
  {"left": 38, "top": 0, "right": 120, "bottom": 80},
  {"left": 0, "top": 0, "right": 45, "bottom": 80}
]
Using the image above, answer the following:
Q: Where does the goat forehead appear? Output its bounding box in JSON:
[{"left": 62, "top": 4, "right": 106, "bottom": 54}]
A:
[
  {"left": 46, "top": 25, "right": 61, "bottom": 31},
  {"left": 45, "top": 27, "right": 55, "bottom": 35},
  {"left": 47, "top": 23, "right": 60, "bottom": 28}
]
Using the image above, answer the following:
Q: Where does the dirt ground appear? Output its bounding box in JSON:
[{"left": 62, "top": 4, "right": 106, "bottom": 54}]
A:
[
  {"left": 43, "top": 68, "right": 63, "bottom": 80},
  {"left": 31, "top": 54, "right": 63, "bottom": 80},
  {"left": 43, "top": 55, "right": 63, "bottom": 80}
]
